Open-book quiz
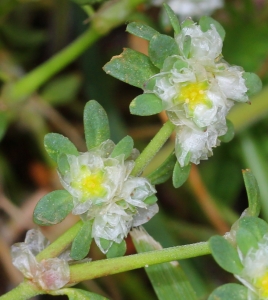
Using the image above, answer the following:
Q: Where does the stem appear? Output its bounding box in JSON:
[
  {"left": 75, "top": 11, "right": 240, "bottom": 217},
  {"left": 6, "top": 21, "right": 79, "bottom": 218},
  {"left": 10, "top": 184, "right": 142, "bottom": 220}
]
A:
[
  {"left": 131, "top": 120, "right": 175, "bottom": 176},
  {"left": 0, "top": 281, "right": 42, "bottom": 300},
  {"left": 10, "top": 28, "right": 101, "bottom": 101},
  {"left": 9, "top": 0, "right": 145, "bottom": 102},
  {"left": 36, "top": 221, "right": 83, "bottom": 262},
  {"left": 69, "top": 241, "right": 210, "bottom": 284}
]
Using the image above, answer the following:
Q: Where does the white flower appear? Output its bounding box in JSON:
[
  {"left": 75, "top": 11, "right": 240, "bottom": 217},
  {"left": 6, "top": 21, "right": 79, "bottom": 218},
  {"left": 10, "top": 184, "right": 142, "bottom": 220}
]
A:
[
  {"left": 11, "top": 229, "right": 70, "bottom": 291},
  {"left": 59, "top": 140, "right": 158, "bottom": 253},
  {"left": 151, "top": 0, "right": 223, "bottom": 20},
  {"left": 148, "top": 23, "right": 248, "bottom": 166},
  {"left": 235, "top": 233, "right": 268, "bottom": 300}
]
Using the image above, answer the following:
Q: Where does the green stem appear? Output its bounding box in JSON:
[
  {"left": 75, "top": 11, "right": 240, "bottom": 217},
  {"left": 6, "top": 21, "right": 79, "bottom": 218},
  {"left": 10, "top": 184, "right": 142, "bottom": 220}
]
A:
[
  {"left": 69, "top": 241, "right": 210, "bottom": 284},
  {"left": 131, "top": 120, "right": 175, "bottom": 176},
  {"left": 0, "top": 281, "right": 42, "bottom": 300},
  {"left": 36, "top": 221, "right": 83, "bottom": 262},
  {"left": 8, "top": 0, "right": 145, "bottom": 102},
  {"left": 10, "top": 28, "right": 101, "bottom": 101}
]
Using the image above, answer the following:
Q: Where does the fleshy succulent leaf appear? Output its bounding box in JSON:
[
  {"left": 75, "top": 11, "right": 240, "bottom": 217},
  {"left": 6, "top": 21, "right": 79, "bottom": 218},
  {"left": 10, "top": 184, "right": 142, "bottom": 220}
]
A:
[
  {"left": 103, "top": 48, "right": 159, "bottom": 89},
  {"left": 84, "top": 100, "right": 110, "bottom": 150},
  {"left": 130, "top": 93, "right": 163, "bottom": 116},
  {"left": 33, "top": 190, "right": 73, "bottom": 226}
]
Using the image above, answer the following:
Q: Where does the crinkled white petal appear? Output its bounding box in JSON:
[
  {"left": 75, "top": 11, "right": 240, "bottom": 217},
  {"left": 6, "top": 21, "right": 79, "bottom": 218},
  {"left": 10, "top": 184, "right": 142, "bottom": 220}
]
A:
[
  {"left": 92, "top": 204, "right": 133, "bottom": 252},
  {"left": 24, "top": 229, "right": 50, "bottom": 256},
  {"left": 38, "top": 258, "right": 70, "bottom": 290},
  {"left": 175, "top": 125, "right": 223, "bottom": 166},
  {"left": 11, "top": 229, "right": 70, "bottom": 291},
  {"left": 11, "top": 243, "right": 38, "bottom": 279},
  {"left": 215, "top": 63, "right": 248, "bottom": 102},
  {"left": 176, "top": 24, "right": 223, "bottom": 60},
  {"left": 119, "top": 177, "right": 156, "bottom": 208},
  {"left": 132, "top": 204, "right": 159, "bottom": 227}
]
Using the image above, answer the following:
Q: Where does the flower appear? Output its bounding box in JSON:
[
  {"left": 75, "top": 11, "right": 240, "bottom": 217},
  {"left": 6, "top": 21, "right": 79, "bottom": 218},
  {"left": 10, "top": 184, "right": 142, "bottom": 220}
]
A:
[
  {"left": 235, "top": 233, "right": 268, "bottom": 300},
  {"left": 59, "top": 140, "right": 158, "bottom": 253},
  {"left": 151, "top": 0, "right": 223, "bottom": 20},
  {"left": 148, "top": 23, "right": 248, "bottom": 166},
  {"left": 11, "top": 229, "right": 70, "bottom": 290}
]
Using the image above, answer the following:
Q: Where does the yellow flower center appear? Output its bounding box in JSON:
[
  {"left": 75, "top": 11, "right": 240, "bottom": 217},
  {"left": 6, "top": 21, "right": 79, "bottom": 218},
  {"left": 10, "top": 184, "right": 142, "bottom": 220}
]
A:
[
  {"left": 72, "top": 166, "right": 106, "bottom": 200},
  {"left": 255, "top": 273, "right": 268, "bottom": 297},
  {"left": 175, "top": 81, "right": 211, "bottom": 112}
]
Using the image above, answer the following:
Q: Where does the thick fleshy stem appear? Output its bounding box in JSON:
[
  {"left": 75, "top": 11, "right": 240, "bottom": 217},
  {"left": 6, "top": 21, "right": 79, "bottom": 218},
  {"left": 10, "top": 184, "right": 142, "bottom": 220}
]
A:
[
  {"left": 0, "top": 281, "right": 43, "bottom": 300},
  {"left": 131, "top": 120, "right": 176, "bottom": 176},
  {"left": 69, "top": 241, "right": 210, "bottom": 284},
  {"left": 7, "top": 0, "right": 145, "bottom": 102},
  {"left": 36, "top": 220, "right": 83, "bottom": 262}
]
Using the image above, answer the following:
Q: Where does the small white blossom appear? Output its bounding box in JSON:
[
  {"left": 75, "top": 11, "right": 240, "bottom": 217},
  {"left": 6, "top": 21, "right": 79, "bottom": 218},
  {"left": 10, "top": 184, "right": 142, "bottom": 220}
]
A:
[
  {"left": 235, "top": 233, "right": 268, "bottom": 300},
  {"left": 59, "top": 140, "right": 158, "bottom": 253},
  {"left": 149, "top": 23, "right": 248, "bottom": 166},
  {"left": 11, "top": 229, "right": 70, "bottom": 291},
  {"left": 151, "top": 0, "right": 223, "bottom": 20}
]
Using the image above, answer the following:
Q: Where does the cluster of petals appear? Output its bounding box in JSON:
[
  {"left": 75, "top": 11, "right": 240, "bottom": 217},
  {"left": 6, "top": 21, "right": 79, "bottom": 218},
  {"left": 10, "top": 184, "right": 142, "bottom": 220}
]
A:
[
  {"left": 59, "top": 140, "right": 158, "bottom": 253},
  {"left": 151, "top": 0, "right": 223, "bottom": 19},
  {"left": 11, "top": 229, "right": 70, "bottom": 290},
  {"left": 235, "top": 233, "right": 268, "bottom": 300},
  {"left": 150, "top": 23, "right": 248, "bottom": 166}
]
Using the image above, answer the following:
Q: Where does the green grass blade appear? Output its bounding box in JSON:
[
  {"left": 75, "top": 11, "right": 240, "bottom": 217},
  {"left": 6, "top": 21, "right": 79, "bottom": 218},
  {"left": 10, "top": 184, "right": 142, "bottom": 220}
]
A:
[{"left": 131, "top": 228, "right": 197, "bottom": 300}]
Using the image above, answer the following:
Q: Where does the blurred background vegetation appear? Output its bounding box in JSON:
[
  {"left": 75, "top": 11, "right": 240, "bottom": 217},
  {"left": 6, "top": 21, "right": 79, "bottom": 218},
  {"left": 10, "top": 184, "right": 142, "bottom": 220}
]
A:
[{"left": 0, "top": 0, "right": 268, "bottom": 299}]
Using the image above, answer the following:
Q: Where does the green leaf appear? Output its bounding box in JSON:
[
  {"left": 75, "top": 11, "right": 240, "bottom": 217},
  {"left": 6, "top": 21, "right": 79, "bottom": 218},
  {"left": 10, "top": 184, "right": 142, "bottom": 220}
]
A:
[
  {"left": 181, "top": 19, "right": 195, "bottom": 28},
  {"left": 99, "top": 238, "right": 112, "bottom": 253},
  {"left": 57, "top": 288, "right": 109, "bottom": 300},
  {"left": 208, "top": 283, "right": 247, "bottom": 300},
  {"left": 209, "top": 235, "right": 243, "bottom": 275},
  {"left": 106, "top": 239, "right": 126, "bottom": 258},
  {"left": 143, "top": 195, "right": 158, "bottom": 205},
  {"left": 57, "top": 153, "right": 70, "bottom": 177},
  {"left": 243, "top": 72, "right": 262, "bottom": 97},
  {"left": 103, "top": 48, "right": 158, "bottom": 89},
  {"left": 131, "top": 228, "right": 197, "bottom": 300},
  {"left": 182, "top": 35, "right": 191, "bottom": 58},
  {"left": 172, "top": 162, "right": 191, "bottom": 188},
  {"left": 219, "top": 119, "right": 235, "bottom": 143},
  {"left": 237, "top": 216, "right": 268, "bottom": 244},
  {"left": 0, "top": 112, "right": 8, "bottom": 141},
  {"left": 44, "top": 133, "right": 79, "bottom": 162},
  {"left": 84, "top": 100, "right": 110, "bottom": 150},
  {"left": 126, "top": 22, "right": 159, "bottom": 41},
  {"left": 71, "top": 220, "right": 93, "bottom": 260},
  {"left": 41, "top": 74, "right": 82, "bottom": 105},
  {"left": 147, "top": 153, "right": 177, "bottom": 185},
  {"left": 149, "top": 34, "right": 179, "bottom": 69},
  {"left": 163, "top": 3, "right": 181, "bottom": 34},
  {"left": 33, "top": 190, "right": 73, "bottom": 226},
  {"left": 236, "top": 227, "right": 259, "bottom": 257},
  {"left": 242, "top": 169, "right": 261, "bottom": 217},
  {"left": 130, "top": 93, "right": 163, "bottom": 116},
  {"left": 199, "top": 16, "right": 226, "bottom": 41},
  {"left": 110, "top": 135, "right": 133, "bottom": 159}
]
